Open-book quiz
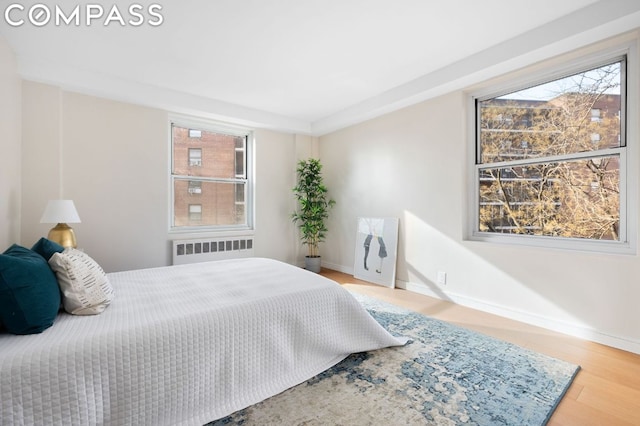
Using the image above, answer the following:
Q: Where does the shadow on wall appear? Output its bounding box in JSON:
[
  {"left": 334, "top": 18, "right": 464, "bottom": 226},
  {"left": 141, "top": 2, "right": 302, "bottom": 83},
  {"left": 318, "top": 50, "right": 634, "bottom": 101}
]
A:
[
  {"left": 404, "top": 262, "right": 454, "bottom": 316},
  {"left": 398, "top": 210, "right": 589, "bottom": 331}
]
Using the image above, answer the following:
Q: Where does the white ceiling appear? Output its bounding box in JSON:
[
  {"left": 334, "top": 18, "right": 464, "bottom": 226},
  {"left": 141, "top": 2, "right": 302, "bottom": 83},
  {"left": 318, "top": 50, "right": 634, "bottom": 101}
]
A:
[{"left": 2, "top": 0, "right": 640, "bottom": 135}]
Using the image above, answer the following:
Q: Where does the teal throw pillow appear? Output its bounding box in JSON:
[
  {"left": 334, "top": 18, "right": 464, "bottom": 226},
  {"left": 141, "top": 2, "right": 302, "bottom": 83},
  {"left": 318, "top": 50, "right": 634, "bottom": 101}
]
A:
[
  {"left": 0, "top": 244, "right": 61, "bottom": 334},
  {"left": 31, "top": 237, "right": 65, "bottom": 261}
]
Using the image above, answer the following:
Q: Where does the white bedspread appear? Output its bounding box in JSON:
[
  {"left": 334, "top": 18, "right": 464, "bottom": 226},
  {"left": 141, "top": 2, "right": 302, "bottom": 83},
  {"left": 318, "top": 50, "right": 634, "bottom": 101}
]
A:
[{"left": 0, "top": 258, "right": 406, "bottom": 425}]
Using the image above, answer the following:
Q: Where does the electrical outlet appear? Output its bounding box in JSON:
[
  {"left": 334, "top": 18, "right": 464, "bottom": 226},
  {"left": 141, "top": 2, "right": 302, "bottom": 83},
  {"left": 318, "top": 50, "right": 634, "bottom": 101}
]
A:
[{"left": 437, "top": 271, "right": 447, "bottom": 285}]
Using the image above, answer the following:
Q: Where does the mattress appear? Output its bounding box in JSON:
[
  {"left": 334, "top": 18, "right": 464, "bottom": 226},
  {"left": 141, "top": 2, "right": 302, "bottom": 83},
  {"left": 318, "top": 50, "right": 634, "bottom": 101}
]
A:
[{"left": 0, "top": 257, "right": 406, "bottom": 425}]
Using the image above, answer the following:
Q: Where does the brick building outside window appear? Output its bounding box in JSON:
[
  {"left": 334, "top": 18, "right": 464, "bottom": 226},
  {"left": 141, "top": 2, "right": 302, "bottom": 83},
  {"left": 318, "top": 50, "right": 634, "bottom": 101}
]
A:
[{"left": 171, "top": 122, "right": 251, "bottom": 230}]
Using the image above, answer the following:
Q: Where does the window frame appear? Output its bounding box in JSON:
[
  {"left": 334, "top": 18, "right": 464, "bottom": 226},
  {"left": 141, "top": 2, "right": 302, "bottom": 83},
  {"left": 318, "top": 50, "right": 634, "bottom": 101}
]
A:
[
  {"left": 169, "top": 115, "right": 254, "bottom": 234},
  {"left": 467, "top": 44, "right": 637, "bottom": 254}
]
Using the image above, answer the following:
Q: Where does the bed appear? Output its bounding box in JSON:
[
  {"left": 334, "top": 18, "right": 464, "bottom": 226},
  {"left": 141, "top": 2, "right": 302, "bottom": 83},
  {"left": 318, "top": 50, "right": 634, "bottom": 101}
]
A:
[{"left": 0, "top": 257, "right": 406, "bottom": 425}]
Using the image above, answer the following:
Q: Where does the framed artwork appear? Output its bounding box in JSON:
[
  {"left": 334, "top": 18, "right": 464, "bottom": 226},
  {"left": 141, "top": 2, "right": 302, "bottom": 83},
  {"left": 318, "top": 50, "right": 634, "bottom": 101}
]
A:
[{"left": 353, "top": 217, "right": 399, "bottom": 288}]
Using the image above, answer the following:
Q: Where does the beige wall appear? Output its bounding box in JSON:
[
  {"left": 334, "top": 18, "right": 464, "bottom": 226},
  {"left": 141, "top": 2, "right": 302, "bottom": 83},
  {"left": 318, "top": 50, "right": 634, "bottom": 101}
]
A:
[
  {"left": 21, "top": 82, "right": 305, "bottom": 272},
  {"left": 254, "top": 129, "right": 301, "bottom": 264},
  {"left": 0, "top": 37, "right": 21, "bottom": 249},
  {"left": 318, "top": 53, "right": 640, "bottom": 354}
]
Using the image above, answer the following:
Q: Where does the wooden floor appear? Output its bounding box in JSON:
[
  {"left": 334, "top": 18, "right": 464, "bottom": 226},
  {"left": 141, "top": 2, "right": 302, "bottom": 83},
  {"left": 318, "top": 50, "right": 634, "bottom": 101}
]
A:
[{"left": 321, "top": 269, "right": 640, "bottom": 426}]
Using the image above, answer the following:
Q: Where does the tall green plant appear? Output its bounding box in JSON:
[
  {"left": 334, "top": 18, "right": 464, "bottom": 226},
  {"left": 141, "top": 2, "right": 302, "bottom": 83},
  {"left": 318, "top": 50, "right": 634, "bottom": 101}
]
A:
[{"left": 292, "top": 158, "right": 336, "bottom": 258}]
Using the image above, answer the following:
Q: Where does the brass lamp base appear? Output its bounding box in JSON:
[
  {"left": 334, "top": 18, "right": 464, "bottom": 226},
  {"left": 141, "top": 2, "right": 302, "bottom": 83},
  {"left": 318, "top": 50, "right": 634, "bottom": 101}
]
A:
[{"left": 47, "top": 223, "right": 77, "bottom": 248}]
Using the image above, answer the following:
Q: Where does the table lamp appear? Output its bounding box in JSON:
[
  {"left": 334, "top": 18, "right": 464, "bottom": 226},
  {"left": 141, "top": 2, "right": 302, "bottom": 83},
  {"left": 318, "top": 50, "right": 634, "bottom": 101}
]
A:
[{"left": 40, "top": 200, "right": 81, "bottom": 248}]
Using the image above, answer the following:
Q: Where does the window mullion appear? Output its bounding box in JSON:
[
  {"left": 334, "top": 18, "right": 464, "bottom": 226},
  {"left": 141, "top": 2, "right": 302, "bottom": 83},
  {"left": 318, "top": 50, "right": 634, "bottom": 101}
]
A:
[
  {"left": 477, "top": 148, "right": 623, "bottom": 170},
  {"left": 173, "top": 175, "right": 247, "bottom": 184}
]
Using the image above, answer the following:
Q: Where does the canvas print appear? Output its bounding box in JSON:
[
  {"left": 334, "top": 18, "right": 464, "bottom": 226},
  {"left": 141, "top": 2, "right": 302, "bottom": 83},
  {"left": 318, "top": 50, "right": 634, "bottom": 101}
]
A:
[{"left": 354, "top": 217, "right": 399, "bottom": 287}]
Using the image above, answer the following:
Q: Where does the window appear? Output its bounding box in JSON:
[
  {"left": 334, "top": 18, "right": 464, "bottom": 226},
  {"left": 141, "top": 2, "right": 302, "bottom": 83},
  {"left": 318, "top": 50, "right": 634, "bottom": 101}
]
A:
[
  {"left": 171, "top": 120, "right": 253, "bottom": 231},
  {"left": 473, "top": 56, "right": 629, "bottom": 250},
  {"left": 188, "top": 148, "right": 202, "bottom": 166},
  {"left": 188, "top": 180, "right": 202, "bottom": 194},
  {"left": 188, "top": 204, "right": 202, "bottom": 221}
]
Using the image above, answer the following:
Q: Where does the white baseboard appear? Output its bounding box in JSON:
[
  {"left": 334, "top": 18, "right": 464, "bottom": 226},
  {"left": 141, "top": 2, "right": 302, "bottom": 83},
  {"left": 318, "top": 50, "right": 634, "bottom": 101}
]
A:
[
  {"left": 321, "top": 260, "right": 353, "bottom": 275},
  {"left": 396, "top": 279, "right": 640, "bottom": 355},
  {"left": 320, "top": 262, "right": 640, "bottom": 355}
]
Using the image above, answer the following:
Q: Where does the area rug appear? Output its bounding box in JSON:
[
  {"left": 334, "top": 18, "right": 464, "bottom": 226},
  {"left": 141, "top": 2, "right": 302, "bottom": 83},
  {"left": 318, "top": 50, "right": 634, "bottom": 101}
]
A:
[{"left": 208, "top": 293, "right": 580, "bottom": 425}]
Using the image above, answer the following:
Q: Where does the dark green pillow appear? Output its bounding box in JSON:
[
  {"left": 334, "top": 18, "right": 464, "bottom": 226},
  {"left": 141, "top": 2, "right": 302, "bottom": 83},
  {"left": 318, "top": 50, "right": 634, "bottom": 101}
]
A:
[
  {"left": 31, "top": 237, "right": 64, "bottom": 261},
  {"left": 0, "top": 244, "right": 61, "bottom": 334}
]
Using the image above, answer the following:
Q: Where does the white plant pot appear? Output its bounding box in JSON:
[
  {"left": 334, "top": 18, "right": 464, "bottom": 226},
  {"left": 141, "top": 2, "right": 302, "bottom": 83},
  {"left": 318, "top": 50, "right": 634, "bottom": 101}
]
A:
[{"left": 305, "top": 256, "right": 321, "bottom": 273}]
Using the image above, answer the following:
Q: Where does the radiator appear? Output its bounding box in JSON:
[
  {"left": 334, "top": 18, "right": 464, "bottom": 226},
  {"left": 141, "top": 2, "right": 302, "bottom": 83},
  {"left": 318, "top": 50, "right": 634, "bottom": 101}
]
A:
[{"left": 172, "top": 237, "right": 254, "bottom": 265}]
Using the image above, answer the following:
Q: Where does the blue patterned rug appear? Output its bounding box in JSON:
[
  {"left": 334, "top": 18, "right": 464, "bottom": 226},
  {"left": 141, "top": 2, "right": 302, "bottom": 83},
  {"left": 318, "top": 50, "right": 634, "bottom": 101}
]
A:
[{"left": 208, "top": 293, "right": 579, "bottom": 425}]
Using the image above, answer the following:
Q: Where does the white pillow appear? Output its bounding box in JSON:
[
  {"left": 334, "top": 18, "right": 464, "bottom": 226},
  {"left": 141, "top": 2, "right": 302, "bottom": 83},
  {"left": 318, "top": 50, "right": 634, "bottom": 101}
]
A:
[{"left": 48, "top": 248, "right": 114, "bottom": 315}]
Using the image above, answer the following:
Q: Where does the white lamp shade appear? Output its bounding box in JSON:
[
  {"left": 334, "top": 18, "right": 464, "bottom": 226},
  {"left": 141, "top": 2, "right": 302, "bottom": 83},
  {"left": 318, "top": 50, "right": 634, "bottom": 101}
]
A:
[{"left": 40, "top": 200, "right": 81, "bottom": 224}]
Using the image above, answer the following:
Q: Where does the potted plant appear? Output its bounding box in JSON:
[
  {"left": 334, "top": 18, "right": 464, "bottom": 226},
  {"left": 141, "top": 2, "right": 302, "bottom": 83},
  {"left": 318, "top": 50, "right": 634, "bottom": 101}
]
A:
[{"left": 292, "top": 158, "right": 336, "bottom": 273}]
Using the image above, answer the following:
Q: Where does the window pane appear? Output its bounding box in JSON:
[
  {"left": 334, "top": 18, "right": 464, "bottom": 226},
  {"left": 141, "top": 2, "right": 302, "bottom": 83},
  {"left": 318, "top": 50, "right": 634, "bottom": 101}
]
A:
[
  {"left": 235, "top": 182, "right": 245, "bottom": 203},
  {"left": 172, "top": 125, "right": 239, "bottom": 178},
  {"left": 479, "top": 62, "right": 622, "bottom": 164},
  {"left": 235, "top": 150, "right": 245, "bottom": 177},
  {"left": 174, "top": 179, "right": 246, "bottom": 227},
  {"left": 479, "top": 156, "right": 620, "bottom": 240}
]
